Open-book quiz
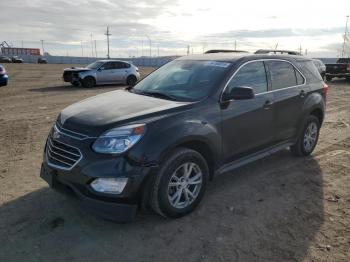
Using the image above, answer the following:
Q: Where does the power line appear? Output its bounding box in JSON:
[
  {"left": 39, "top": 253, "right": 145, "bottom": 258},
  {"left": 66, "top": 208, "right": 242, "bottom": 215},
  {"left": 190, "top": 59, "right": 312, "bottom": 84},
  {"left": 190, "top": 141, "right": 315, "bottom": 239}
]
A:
[
  {"left": 342, "top": 15, "right": 349, "bottom": 58},
  {"left": 40, "top": 40, "right": 45, "bottom": 55},
  {"left": 80, "top": 40, "right": 84, "bottom": 57},
  {"left": 90, "top": 33, "right": 94, "bottom": 57},
  {"left": 105, "top": 26, "right": 111, "bottom": 59},
  {"left": 94, "top": 40, "right": 98, "bottom": 58}
]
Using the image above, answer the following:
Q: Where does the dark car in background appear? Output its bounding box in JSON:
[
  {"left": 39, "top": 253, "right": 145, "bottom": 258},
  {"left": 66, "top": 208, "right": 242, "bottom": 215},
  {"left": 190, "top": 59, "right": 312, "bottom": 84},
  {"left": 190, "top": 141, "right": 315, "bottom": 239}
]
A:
[
  {"left": 325, "top": 58, "right": 350, "bottom": 81},
  {"left": 38, "top": 57, "right": 48, "bottom": 64},
  {"left": 11, "top": 56, "right": 24, "bottom": 63},
  {"left": 40, "top": 53, "right": 327, "bottom": 222},
  {"left": 0, "top": 56, "right": 12, "bottom": 63},
  {"left": 312, "top": 59, "right": 326, "bottom": 80},
  {"left": 0, "top": 65, "right": 9, "bottom": 86}
]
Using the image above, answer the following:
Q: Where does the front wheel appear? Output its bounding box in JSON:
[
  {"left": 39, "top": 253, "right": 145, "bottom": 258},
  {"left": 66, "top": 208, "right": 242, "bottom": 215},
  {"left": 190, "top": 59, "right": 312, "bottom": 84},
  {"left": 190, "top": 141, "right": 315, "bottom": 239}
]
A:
[
  {"left": 290, "top": 115, "right": 320, "bottom": 156},
  {"left": 82, "top": 77, "right": 95, "bottom": 88},
  {"left": 150, "top": 148, "right": 209, "bottom": 218}
]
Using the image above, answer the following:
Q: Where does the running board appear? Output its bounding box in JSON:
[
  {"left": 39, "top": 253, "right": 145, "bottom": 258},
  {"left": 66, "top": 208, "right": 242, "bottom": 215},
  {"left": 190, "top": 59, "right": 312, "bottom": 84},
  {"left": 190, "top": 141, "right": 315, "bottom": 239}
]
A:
[{"left": 215, "top": 141, "right": 294, "bottom": 176}]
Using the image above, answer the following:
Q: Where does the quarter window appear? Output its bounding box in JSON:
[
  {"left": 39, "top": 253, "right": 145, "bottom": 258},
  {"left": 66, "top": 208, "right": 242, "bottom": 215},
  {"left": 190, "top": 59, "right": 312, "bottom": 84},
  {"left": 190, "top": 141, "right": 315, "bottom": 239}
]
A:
[
  {"left": 226, "top": 61, "right": 267, "bottom": 94},
  {"left": 266, "top": 61, "right": 298, "bottom": 90}
]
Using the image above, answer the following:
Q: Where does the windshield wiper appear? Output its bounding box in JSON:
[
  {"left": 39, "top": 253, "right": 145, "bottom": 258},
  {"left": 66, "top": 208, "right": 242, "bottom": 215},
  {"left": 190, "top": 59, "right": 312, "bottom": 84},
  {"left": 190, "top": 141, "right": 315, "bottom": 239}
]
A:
[{"left": 136, "top": 90, "right": 178, "bottom": 101}]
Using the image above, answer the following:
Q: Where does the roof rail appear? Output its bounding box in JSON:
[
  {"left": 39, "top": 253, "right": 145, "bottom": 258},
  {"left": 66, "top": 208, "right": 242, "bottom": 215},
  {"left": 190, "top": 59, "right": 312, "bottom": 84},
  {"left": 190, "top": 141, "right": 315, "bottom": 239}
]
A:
[
  {"left": 204, "top": 49, "right": 249, "bottom": 54},
  {"left": 254, "top": 49, "right": 302, "bottom": 55}
]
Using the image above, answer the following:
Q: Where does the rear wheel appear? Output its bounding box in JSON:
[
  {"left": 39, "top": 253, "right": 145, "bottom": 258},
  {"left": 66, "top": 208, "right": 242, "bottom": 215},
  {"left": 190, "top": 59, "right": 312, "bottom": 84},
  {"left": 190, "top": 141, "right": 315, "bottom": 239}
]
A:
[
  {"left": 126, "top": 75, "right": 137, "bottom": 86},
  {"left": 290, "top": 115, "right": 320, "bottom": 156},
  {"left": 150, "top": 148, "right": 209, "bottom": 218},
  {"left": 82, "top": 77, "right": 95, "bottom": 88}
]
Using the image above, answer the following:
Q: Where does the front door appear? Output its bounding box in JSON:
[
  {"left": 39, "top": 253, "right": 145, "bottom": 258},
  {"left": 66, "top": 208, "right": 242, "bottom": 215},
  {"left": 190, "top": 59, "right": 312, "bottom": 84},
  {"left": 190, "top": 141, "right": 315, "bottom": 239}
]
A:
[{"left": 96, "top": 62, "right": 116, "bottom": 83}]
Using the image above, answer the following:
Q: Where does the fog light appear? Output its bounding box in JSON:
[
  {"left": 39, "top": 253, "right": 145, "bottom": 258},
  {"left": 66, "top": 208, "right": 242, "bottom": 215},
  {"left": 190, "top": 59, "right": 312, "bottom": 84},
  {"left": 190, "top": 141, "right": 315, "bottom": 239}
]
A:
[{"left": 90, "top": 177, "right": 128, "bottom": 194}]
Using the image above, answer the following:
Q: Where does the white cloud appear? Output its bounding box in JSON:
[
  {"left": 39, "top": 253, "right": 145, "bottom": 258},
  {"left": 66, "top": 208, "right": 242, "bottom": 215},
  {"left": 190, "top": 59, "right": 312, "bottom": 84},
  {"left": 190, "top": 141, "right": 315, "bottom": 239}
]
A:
[{"left": 0, "top": 0, "right": 349, "bottom": 57}]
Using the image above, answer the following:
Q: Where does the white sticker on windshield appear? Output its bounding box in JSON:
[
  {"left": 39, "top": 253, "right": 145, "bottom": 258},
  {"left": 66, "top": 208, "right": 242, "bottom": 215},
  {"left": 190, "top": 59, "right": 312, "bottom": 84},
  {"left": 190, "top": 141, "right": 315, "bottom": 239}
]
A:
[{"left": 206, "top": 61, "right": 231, "bottom": 68}]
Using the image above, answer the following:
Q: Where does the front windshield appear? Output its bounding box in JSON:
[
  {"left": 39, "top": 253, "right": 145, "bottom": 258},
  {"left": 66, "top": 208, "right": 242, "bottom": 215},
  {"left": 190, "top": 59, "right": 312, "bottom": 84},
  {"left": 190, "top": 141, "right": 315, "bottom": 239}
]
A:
[
  {"left": 86, "top": 61, "right": 104, "bottom": 69},
  {"left": 132, "top": 60, "right": 231, "bottom": 101}
]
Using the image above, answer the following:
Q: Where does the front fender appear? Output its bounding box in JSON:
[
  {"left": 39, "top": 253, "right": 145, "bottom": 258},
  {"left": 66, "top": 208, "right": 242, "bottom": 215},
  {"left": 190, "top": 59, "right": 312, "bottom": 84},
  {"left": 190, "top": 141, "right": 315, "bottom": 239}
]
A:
[{"left": 127, "top": 104, "right": 222, "bottom": 168}]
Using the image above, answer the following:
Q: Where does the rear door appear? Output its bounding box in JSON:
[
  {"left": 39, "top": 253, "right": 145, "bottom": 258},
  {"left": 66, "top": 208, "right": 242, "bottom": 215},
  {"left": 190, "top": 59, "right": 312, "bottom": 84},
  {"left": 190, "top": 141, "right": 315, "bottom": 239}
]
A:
[
  {"left": 221, "top": 61, "right": 274, "bottom": 163},
  {"left": 265, "top": 60, "right": 306, "bottom": 143},
  {"left": 111, "top": 62, "right": 129, "bottom": 83}
]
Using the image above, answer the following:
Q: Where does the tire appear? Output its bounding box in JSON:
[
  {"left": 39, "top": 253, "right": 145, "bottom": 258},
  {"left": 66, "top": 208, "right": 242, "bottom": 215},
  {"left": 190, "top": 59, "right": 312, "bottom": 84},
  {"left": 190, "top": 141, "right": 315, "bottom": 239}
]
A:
[
  {"left": 150, "top": 147, "right": 209, "bottom": 218},
  {"left": 126, "top": 75, "right": 137, "bottom": 86},
  {"left": 290, "top": 115, "right": 320, "bottom": 157},
  {"left": 71, "top": 81, "right": 80, "bottom": 87},
  {"left": 326, "top": 76, "right": 332, "bottom": 82},
  {"left": 82, "top": 77, "right": 95, "bottom": 88},
  {"left": 345, "top": 76, "right": 350, "bottom": 81}
]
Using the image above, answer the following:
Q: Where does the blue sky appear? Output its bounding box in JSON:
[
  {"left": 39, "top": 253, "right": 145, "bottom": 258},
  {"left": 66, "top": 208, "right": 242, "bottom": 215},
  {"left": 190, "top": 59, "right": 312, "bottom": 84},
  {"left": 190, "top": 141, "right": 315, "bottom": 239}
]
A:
[{"left": 1, "top": 0, "right": 349, "bottom": 58}]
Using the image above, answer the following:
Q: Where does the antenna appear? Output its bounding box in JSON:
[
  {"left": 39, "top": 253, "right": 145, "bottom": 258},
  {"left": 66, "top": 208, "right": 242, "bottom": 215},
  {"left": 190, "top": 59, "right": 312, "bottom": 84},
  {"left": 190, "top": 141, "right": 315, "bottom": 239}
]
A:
[{"left": 105, "top": 26, "right": 111, "bottom": 59}]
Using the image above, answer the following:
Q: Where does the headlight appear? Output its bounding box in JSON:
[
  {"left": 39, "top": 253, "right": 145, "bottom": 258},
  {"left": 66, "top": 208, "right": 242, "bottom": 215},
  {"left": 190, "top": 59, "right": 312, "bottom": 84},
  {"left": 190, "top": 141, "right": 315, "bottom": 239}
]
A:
[{"left": 92, "top": 124, "right": 146, "bottom": 154}]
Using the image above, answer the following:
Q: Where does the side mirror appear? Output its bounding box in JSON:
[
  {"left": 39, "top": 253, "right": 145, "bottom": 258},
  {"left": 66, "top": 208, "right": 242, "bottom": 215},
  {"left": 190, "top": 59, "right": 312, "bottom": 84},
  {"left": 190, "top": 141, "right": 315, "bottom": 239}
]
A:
[{"left": 223, "top": 86, "right": 255, "bottom": 101}]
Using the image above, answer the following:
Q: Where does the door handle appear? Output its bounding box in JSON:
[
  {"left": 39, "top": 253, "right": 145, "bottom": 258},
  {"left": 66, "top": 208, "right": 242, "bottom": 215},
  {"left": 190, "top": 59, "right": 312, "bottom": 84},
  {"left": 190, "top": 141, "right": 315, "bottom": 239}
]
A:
[
  {"left": 299, "top": 90, "right": 306, "bottom": 98},
  {"left": 263, "top": 100, "right": 273, "bottom": 109}
]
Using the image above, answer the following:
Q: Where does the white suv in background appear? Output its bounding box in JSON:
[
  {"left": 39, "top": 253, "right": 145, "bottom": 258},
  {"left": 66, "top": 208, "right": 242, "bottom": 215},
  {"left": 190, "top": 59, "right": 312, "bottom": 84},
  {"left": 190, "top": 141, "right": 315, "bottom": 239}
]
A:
[{"left": 63, "top": 60, "right": 141, "bottom": 88}]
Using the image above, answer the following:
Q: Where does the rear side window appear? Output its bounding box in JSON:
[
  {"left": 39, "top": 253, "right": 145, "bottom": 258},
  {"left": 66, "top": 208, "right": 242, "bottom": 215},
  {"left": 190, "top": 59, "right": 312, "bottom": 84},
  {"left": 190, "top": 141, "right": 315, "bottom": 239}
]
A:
[
  {"left": 266, "top": 60, "right": 300, "bottom": 90},
  {"left": 297, "top": 61, "right": 322, "bottom": 82},
  {"left": 226, "top": 61, "right": 267, "bottom": 94}
]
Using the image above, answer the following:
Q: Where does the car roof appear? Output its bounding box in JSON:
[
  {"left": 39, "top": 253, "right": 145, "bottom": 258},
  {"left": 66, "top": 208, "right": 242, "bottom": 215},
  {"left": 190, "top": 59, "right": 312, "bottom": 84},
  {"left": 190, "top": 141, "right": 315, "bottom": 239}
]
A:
[
  {"left": 97, "top": 59, "right": 130, "bottom": 63},
  {"left": 176, "top": 53, "right": 311, "bottom": 63}
]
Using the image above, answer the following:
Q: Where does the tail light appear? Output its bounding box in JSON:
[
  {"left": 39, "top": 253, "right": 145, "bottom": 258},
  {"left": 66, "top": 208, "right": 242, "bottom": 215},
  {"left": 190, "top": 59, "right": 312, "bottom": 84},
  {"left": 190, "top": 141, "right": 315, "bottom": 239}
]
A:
[{"left": 323, "top": 83, "right": 330, "bottom": 95}]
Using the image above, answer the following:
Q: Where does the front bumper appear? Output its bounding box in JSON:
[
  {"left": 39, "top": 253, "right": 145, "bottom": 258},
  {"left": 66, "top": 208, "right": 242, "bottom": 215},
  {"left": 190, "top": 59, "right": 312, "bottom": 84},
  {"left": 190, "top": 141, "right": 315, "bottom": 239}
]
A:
[
  {"left": 40, "top": 126, "right": 156, "bottom": 222},
  {"left": 326, "top": 72, "right": 350, "bottom": 78}
]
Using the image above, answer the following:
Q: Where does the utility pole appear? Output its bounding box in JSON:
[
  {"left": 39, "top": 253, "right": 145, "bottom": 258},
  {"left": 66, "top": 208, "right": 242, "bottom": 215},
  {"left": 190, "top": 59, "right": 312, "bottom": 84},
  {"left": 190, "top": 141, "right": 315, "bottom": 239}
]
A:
[
  {"left": 40, "top": 40, "right": 45, "bottom": 55},
  {"left": 141, "top": 40, "right": 144, "bottom": 57},
  {"left": 146, "top": 35, "right": 151, "bottom": 57},
  {"left": 94, "top": 40, "right": 98, "bottom": 58},
  {"left": 80, "top": 40, "right": 84, "bottom": 57},
  {"left": 90, "top": 33, "right": 94, "bottom": 57},
  {"left": 234, "top": 40, "right": 237, "bottom": 51},
  {"left": 342, "top": 15, "right": 349, "bottom": 58},
  {"left": 105, "top": 25, "right": 111, "bottom": 59},
  {"left": 187, "top": 44, "right": 190, "bottom": 55},
  {"left": 299, "top": 45, "right": 302, "bottom": 54},
  {"left": 157, "top": 45, "right": 159, "bottom": 57}
]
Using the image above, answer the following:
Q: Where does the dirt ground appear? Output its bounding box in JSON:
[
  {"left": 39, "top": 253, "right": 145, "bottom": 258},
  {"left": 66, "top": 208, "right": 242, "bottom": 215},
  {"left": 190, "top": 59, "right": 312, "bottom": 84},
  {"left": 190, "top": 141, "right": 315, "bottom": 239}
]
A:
[{"left": 0, "top": 63, "right": 349, "bottom": 262}]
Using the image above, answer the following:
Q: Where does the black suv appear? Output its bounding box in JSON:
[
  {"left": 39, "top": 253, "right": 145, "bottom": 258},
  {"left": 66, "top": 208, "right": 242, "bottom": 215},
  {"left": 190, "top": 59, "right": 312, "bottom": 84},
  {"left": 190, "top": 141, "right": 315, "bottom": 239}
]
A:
[{"left": 40, "top": 53, "right": 328, "bottom": 221}]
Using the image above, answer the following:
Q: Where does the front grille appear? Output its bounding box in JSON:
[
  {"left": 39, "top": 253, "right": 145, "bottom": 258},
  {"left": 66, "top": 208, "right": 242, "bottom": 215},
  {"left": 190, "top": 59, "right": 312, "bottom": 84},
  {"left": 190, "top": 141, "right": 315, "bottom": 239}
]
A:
[
  {"left": 63, "top": 71, "right": 73, "bottom": 82},
  {"left": 46, "top": 137, "right": 82, "bottom": 170}
]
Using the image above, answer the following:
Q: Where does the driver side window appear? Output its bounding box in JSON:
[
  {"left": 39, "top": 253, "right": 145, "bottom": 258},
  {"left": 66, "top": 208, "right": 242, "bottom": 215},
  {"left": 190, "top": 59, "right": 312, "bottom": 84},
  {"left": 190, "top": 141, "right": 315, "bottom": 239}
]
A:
[
  {"left": 101, "top": 62, "right": 114, "bottom": 70},
  {"left": 226, "top": 61, "right": 267, "bottom": 95}
]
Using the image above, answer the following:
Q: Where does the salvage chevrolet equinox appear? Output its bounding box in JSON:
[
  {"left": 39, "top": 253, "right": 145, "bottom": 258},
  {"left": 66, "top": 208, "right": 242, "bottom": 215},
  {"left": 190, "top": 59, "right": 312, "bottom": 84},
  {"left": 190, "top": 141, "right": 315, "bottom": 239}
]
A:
[{"left": 40, "top": 53, "right": 328, "bottom": 222}]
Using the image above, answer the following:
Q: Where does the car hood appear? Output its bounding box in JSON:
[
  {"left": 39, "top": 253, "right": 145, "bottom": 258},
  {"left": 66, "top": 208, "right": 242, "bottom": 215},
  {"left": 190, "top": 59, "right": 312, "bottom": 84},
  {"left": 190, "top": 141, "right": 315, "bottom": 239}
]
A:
[
  {"left": 64, "top": 67, "right": 92, "bottom": 73},
  {"left": 59, "top": 90, "right": 191, "bottom": 136}
]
